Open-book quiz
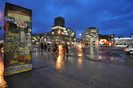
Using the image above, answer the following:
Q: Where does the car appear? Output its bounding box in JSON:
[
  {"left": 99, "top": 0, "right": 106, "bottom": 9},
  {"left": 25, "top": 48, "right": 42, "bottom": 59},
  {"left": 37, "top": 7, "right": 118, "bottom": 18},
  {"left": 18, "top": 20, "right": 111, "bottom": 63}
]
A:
[
  {"left": 115, "top": 44, "right": 127, "bottom": 48},
  {"left": 124, "top": 45, "right": 133, "bottom": 54},
  {"left": 100, "top": 44, "right": 108, "bottom": 47}
]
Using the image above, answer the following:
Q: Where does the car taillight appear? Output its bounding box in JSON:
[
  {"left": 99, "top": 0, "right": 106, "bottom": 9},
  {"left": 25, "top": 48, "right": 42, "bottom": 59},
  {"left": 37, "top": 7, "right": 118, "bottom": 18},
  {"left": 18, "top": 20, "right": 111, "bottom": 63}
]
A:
[{"left": 125, "top": 48, "right": 128, "bottom": 50}]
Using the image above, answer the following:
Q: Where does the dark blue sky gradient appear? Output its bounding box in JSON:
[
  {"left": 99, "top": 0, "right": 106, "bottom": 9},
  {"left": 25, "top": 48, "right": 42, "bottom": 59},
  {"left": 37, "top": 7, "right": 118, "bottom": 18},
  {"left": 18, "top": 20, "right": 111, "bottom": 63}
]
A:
[{"left": 0, "top": 0, "right": 133, "bottom": 38}]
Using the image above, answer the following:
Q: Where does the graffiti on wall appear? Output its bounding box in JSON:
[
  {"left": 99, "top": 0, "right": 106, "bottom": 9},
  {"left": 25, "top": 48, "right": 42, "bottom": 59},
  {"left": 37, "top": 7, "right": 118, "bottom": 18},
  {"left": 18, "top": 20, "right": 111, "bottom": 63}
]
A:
[{"left": 4, "top": 2, "right": 32, "bottom": 75}]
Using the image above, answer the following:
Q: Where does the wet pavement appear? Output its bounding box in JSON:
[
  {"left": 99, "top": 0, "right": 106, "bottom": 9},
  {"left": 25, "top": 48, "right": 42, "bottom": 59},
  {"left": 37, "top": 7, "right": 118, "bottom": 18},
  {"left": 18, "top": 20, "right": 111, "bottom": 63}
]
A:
[
  {"left": 84, "top": 47, "right": 133, "bottom": 67},
  {"left": 4, "top": 46, "right": 133, "bottom": 88}
]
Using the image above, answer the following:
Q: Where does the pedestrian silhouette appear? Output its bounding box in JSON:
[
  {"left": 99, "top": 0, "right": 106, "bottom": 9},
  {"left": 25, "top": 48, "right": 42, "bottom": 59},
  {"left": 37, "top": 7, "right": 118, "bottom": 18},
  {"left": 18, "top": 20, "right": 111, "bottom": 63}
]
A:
[
  {"left": 40, "top": 42, "right": 43, "bottom": 51},
  {"left": 44, "top": 42, "right": 47, "bottom": 52},
  {"left": 47, "top": 43, "right": 51, "bottom": 52}
]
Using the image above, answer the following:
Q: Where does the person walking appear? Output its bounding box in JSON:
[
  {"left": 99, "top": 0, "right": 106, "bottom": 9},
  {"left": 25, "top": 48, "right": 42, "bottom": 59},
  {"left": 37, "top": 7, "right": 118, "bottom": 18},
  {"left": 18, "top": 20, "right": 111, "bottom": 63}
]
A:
[
  {"left": 54, "top": 43, "right": 58, "bottom": 54},
  {"left": 44, "top": 42, "right": 47, "bottom": 52},
  {"left": 62, "top": 44, "right": 66, "bottom": 55},
  {"left": 40, "top": 42, "right": 43, "bottom": 51},
  {"left": 65, "top": 43, "right": 68, "bottom": 54},
  {"left": 47, "top": 43, "right": 51, "bottom": 52},
  {"left": 52, "top": 43, "right": 55, "bottom": 53}
]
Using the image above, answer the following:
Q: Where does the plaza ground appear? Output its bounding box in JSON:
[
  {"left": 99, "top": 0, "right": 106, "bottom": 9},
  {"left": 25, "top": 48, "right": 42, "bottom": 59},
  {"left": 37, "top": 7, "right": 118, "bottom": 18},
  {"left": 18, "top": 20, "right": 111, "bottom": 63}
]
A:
[{"left": 4, "top": 46, "right": 133, "bottom": 88}]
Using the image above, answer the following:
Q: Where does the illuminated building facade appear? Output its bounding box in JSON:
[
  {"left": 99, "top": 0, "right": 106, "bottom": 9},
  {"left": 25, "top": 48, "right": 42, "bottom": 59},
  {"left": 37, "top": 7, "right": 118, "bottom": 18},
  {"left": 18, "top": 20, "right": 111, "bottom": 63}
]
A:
[
  {"left": 114, "top": 37, "right": 132, "bottom": 47},
  {"left": 32, "top": 27, "right": 76, "bottom": 45},
  {"left": 51, "top": 26, "right": 76, "bottom": 44},
  {"left": 32, "top": 17, "right": 76, "bottom": 45},
  {"left": 51, "top": 17, "right": 76, "bottom": 44},
  {"left": 32, "top": 32, "right": 51, "bottom": 44},
  {"left": 32, "top": 34, "right": 41, "bottom": 44}
]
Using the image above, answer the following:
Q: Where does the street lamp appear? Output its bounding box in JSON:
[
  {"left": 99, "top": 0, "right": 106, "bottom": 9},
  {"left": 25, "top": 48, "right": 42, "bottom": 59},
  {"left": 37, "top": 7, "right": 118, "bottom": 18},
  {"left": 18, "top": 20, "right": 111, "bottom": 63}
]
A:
[{"left": 79, "top": 33, "right": 81, "bottom": 37}]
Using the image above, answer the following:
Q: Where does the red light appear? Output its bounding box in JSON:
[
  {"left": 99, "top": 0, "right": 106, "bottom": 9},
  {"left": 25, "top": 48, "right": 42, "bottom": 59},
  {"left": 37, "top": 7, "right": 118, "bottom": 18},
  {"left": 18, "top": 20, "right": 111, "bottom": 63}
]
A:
[
  {"left": 125, "top": 48, "right": 128, "bottom": 50},
  {"left": 109, "top": 43, "right": 112, "bottom": 46},
  {"left": 104, "top": 39, "right": 107, "bottom": 43}
]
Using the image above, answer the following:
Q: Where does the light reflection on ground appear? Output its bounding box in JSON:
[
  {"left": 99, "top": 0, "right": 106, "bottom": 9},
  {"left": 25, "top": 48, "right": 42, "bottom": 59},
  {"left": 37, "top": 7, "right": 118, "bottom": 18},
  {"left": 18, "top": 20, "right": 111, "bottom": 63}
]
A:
[
  {"left": 77, "top": 58, "right": 82, "bottom": 69},
  {"left": 56, "top": 55, "right": 63, "bottom": 70},
  {"left": 99, "top": 55, "right": 124, "bottom": 62}
]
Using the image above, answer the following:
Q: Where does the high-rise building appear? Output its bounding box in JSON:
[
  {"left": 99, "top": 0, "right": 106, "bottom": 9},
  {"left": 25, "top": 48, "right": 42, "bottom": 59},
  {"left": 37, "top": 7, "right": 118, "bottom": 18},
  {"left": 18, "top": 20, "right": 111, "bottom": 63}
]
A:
[
  {"left": 54, "top": 17, "right": 65, "bottom": 27},
  {"left": 32, "top": 17, "right": 76, "bottom": 45},
  {"left": 51, "top": 17, "right": 76, "bottom": 44}
]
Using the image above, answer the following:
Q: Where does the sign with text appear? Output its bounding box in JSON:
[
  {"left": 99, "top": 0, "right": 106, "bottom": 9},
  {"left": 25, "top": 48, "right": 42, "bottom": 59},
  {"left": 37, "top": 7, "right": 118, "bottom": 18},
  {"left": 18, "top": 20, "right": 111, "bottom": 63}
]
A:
[{"left": 4, "top": 2, "right": 32, "bottom": 76}]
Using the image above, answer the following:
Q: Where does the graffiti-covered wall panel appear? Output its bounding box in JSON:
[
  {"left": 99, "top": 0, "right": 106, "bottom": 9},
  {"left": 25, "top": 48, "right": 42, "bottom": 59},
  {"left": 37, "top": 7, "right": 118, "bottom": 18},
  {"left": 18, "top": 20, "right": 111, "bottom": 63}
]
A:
[{"left": 4, "top": 2, "right": 32, "bottom": 76}]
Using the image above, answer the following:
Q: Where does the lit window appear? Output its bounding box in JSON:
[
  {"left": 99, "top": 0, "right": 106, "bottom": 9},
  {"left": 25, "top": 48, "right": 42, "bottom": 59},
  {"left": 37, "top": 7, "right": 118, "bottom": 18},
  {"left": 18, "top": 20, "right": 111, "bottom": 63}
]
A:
[{"left": 51, "top": 32, "right": 54, "bottom": 35}]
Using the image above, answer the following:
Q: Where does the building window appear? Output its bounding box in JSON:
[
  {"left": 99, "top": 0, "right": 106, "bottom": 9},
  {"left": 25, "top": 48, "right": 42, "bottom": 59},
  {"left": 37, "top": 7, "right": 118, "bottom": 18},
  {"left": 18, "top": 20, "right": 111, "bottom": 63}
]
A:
[{"left": 51, "top": 32, "right": 54, "bottom": 35}]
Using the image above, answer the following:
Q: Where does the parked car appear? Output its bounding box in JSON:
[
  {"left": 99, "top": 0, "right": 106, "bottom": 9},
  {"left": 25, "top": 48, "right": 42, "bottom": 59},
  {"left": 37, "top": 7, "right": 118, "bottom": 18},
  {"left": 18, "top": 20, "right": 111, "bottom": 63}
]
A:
[
  {"left": 124, "top": 45, "right": 133, "bottom": 54},
  {"left": 100, "top": 44, "right": 108, "bottom": 47},
  {"left": 115, "top": 44, "right": 127, "bottom": 48}
]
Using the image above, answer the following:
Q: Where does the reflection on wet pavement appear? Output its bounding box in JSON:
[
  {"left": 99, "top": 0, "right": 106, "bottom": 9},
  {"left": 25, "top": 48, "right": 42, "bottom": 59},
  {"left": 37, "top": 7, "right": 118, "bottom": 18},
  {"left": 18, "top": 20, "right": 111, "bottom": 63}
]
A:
[
  {"left": 4, "top": 45, "right": 133, "bottom": 88},
  {"left": 56, "top": 55, "right": 64, "bottom": 70},
  {"left": 99, "top": 55, "right": 124, "bottom": 62},
  {"left": 77, "top": 57, "right": 82, "bottom": 69},
  {"left": 31, "top": 46, "right": 133, "bottom": 88}
]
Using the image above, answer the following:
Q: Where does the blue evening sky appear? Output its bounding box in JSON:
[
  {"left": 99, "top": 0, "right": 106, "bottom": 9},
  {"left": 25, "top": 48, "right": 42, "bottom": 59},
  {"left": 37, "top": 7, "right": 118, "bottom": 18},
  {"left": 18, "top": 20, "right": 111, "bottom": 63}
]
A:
[{"left": 0, "top": 0, "right": 133, "bottom": 38}]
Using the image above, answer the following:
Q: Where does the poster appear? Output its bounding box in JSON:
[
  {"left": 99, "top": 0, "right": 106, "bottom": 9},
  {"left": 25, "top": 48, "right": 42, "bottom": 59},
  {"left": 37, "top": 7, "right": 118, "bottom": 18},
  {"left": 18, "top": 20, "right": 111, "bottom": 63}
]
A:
[{"left": 4, "top": 2, "right": 32, "bottom": 76}]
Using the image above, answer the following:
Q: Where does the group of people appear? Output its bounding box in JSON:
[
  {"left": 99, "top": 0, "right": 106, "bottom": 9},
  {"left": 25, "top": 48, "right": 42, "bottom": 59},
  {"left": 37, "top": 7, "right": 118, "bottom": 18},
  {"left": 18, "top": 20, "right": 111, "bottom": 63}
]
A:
[
  {"left": 40, "top": 42, "right": 69, "bottom": 55},
  {"left": 62, "top": 44, "right": 69, "bottom": 55},
  {"left": 40, "top": 42, "right": 51, "bottom": 52}
]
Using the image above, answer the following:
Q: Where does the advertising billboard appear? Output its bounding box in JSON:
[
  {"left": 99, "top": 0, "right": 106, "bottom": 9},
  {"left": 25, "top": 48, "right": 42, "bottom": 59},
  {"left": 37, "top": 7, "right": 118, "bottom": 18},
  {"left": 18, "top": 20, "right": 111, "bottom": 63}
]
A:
[{"left": 4, "top": 2, "right": 32, "bottom": 75}]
